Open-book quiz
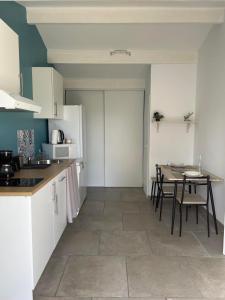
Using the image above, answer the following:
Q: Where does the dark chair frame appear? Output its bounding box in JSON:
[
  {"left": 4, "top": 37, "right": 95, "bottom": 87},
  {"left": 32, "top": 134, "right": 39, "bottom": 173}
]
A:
[
  {"left": 171, "top": 175, "right": 218, "bottom": 237},
  {"left": 155, "top": 165, "right": 175, "bottom": 221}
]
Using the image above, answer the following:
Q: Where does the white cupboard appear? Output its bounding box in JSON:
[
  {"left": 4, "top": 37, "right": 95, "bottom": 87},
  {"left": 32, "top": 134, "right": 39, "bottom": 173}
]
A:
[
  {"left": 0, "top": 19, "right": 20, "bottom": 94},
  {"left": 0, "top": 169, "right": 68, "bottom": 300},
  {"left": 31, "top": 182, "right": 54, "bottom": 287},
  {"left": 53, "top": 170, "right": 67, "bottom": 245},
  {"left": 104, "top": 91, "right": 144, "bottom": 187},
  {"left": 66, "top": 90, "right": 144, "bottom": 187},
  {"left": 32, "top": 67, "right": 64, "bottom": 119}
]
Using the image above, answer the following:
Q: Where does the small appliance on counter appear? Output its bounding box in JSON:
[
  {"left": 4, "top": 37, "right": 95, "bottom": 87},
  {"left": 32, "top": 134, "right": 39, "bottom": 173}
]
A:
[
  {"left": 42, "top": 143, "right": 76, "bottom": 160},
  {"left": 51, "top": 129, "right": 64, "bottom": 144},
  {"left": 0, "top": 150, "right": 14, "bottom": 179}
]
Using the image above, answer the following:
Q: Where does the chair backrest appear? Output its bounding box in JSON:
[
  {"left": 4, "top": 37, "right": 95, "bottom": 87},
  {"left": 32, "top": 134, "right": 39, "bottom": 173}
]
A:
[
  {"left": 156, "top": 164, "right": 165, "bottom": 192},
  {"left": 179, "top": 175, "right": 210, "bottom": 204},
  {"left": 156, "top": 164, "right": 162, "bottom": 188}
]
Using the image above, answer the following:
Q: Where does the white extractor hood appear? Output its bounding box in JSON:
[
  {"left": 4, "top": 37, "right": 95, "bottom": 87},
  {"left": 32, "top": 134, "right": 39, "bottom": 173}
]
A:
[{"left": 0, "top": 89, "right": 42, "bottom": 113}]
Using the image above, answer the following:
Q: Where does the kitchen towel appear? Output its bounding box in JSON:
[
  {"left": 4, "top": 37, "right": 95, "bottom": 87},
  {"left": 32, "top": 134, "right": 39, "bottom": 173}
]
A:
[{"left": 66, "top": 162, "right": 81, "bottom": 223}]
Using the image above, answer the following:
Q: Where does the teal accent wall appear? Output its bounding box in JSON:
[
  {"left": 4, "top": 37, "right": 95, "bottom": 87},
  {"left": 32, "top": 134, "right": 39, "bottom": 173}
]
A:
[{"left": 0, "top": 1, "right": 49, "bottom": 154}]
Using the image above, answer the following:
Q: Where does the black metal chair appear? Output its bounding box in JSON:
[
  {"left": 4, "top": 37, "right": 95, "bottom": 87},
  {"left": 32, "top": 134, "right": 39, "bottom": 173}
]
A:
[
  {"left": 150, "top": 176, "right": 157, "bottom": 205},
  {"left": 171, "top": 175, "right": 218, "bottom": 237},
  {"left": 155, "top": 165, "right": 176, "bottom": 221}
]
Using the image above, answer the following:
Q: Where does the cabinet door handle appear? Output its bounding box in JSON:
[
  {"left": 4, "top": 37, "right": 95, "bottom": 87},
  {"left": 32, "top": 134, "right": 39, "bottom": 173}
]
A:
[
  {"left": 59, "top": 176, "right": 66, "bottom": 182},
  {"left": 52, "top": 182, "right": 56, "bottom": 201},
  {"left": 55, "top": 194, "right": 59, "bottom": 215}
]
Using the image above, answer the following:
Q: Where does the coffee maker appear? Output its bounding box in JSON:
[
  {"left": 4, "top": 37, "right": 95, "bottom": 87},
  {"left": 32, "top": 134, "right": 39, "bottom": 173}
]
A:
[{"left": 0, "top": 150, "right": 14, "bottom": 179}]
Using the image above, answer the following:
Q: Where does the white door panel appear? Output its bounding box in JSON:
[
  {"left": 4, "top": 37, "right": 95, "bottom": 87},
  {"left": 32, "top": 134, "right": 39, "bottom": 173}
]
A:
[{"left": 104, "top": 91, "right": 144, "bottom": 187}]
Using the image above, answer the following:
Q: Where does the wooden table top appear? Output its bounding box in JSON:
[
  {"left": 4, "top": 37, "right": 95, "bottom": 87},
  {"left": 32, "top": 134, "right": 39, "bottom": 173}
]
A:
[{"left": 160, "top": 165, "right": 224, "bottom": 183}]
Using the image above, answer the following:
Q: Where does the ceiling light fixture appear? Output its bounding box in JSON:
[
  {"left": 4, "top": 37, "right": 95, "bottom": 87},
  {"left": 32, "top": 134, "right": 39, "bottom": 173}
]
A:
[{"left": 110, "top": 49, "right": 131, "bottom": 56}]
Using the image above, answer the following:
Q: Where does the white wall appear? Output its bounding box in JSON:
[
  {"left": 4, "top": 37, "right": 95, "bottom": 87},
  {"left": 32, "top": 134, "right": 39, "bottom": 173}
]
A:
[
  {"left": 149, "top": 64, "right": 197, "bottom": 190},
  {"left": 55, "top": 64, "right": 146, "bottom": 90},
  {"left": 64, "top": 78, "right": 145, "bottom": 90},
  {"left": 194, "top": 23, "right": 225, "bottom": 224},
  {"left": 143, "top": 65, "right": 151, "bottom": 195}
]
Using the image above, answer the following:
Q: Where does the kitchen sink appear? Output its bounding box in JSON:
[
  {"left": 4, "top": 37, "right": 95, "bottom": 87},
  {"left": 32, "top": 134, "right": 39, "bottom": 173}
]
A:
[{"left": 22, "top": 159, "right": 63, "bottom": 169}]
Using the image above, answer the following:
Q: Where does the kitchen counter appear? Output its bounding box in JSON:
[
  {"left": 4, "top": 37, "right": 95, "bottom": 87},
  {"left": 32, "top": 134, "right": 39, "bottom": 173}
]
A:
[{"left": 0, "top": 159, "right": 75, "bottom": 196}]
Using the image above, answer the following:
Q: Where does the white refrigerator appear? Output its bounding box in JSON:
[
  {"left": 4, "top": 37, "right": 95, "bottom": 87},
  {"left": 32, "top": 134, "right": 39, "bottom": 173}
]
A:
[{"left": 48, "top": 105, "right": 87, "bottom": 205}]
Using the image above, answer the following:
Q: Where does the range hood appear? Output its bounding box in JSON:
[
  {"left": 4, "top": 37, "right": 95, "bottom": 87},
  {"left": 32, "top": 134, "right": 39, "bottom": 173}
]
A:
[{"left": 0, "top": 89, "right": 42, "bottom": 113}]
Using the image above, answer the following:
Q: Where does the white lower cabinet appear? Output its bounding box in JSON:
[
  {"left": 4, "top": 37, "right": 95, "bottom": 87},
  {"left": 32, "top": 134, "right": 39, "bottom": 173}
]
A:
[
  {"left": 32, "top": 170, "right": 67, "bottom": 287},
  {"left": 52, "top": 170, "right": 67, "bottom": 246},
  {"left": 31, "top": 182, "right": 55, "bottom": 287},
  {"left": 0, "top": 169, "right": 68, "bottom": 300}
]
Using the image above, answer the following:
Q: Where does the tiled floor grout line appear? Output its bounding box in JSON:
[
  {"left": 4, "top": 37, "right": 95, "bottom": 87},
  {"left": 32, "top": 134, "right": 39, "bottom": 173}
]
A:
[
  {"left": 54, "top": 255, "right": 70, "bottom": 297},
  {"left": 98, "top": 230, "right": 102, "bottom": 255},
  {"left": 34, "top": 188, "right": 225, "bottom": 299},
  {"left": 190, "top": 230, "right": 211, "bottom": 257},
  {"left": 125, "top": 255, "right": 130, "bottom": 297}
]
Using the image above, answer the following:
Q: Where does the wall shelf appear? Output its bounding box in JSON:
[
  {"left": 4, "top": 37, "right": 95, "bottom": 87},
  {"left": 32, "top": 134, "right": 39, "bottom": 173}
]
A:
[{"left": 152, "top": 118, "right": 195, "bottom": 133}]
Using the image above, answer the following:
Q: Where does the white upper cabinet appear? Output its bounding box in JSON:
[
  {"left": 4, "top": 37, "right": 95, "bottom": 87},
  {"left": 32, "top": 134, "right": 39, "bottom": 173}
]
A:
[
  {"left": 0, "top": 19, "right": 20, "bottom": 94},
  {"left": 32, "top": 67, "right": 64, "bottom": 119}
]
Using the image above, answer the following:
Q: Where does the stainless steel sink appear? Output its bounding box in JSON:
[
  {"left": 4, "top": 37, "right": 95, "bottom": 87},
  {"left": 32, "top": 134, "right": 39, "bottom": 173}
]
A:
[
  {"left": 22, "top": 159, "right": 63, "bottom": 170},
  {"left": 35, "top": 159, "right": 52, "bottom": 165}
]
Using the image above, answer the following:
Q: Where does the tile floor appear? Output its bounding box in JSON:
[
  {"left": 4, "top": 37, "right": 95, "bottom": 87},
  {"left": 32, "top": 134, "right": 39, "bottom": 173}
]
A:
[{"left": 34, "top": 187, "right": 225, "bottom": 300}]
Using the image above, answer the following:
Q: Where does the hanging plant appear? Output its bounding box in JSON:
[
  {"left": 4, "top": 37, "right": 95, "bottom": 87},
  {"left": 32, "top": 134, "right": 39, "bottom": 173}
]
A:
[{"left": 153, "top": 111, "right": 164, "bottom": 122}]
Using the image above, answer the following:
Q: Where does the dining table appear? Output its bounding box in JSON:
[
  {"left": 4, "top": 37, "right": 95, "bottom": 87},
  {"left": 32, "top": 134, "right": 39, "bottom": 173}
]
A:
[
  {"left": 160, "top": 164, "right": 224, "bottom": 236},
  {"left": 160, "top": 164, "right": 223, "bottom": 183}
]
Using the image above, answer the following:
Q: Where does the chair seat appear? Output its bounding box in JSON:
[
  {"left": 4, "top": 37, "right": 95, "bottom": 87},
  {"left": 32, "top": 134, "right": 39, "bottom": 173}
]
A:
[
  {"left": 151, "top": 176, "right": 156, "bottom": 181},
  {"left": 176, "top": 193, "right": 207, "bottom": 205},
  {"left": 163, "top": 185, "right": 175, "bottom": 194}
]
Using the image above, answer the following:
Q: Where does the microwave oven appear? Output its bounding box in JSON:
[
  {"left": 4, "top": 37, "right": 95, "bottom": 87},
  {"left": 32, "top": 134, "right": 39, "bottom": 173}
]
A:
[{"left": 42, "top": 143, "right": 76, "bottom": 159}]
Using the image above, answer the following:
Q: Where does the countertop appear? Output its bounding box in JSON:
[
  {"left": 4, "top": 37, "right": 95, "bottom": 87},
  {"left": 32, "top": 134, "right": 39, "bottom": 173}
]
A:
[{"left": 0, "top": 159, "right": 75, "bottom": 196}]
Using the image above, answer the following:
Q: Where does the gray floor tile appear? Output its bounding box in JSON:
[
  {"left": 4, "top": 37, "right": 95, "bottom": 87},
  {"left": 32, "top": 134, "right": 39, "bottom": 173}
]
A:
[
  {"left": 104, "top": 200, "right": 141, "bottom": 214},
  {"left": 168, "top": 298, "right": 225, "bottom": 300},
  {"left": 34, "top": 297, "right": 91, "bottom": 300},
  {"left": 94, "top": 298, "right": 164, "bottom": 300},
  {"left": 100, "top": 230, "right": 151, "bottom": 255},
  {"left": 34, "top": 256, "right": 68, "bottom": 297},
  {"left": 57, "top": 256, "right": 128, "bottom": 297},
  {"left": 80, "top": 200, "right": 104, "bottom": 215},
  {"left": 123, "top": 213, "right": 168, "bottom": 232},
  {"left": 35, "top": 187, "right": 225, "bottom": 300},
  {"left": 120, "top": 193, "right": 147, "bottom": 202},
  {"left": 120, "top": 187, "right": 145, "bottom": 196},
  {"left": 148, "top": 231, "right": 209, "bottom": 257},
  {"left": 193, "top": 231, "right": 224, "bottom": 257},
  {"left": 53, "top": 230, "right": 100, "bottom": 256},
  {"left": 162, "top": 205, "right": 218, "bottom": 233},
  {"left": 127, "top": 255, "right": 202, "bottom": 297},
  {"left": 139, "top": 202, "right": 155, "bottom": 213},
  {"left": 71, "top": 215, "right": 123, "bottom": 231},
  {"left": 187, "top": 257, "right": 225, "bottom": 298}
]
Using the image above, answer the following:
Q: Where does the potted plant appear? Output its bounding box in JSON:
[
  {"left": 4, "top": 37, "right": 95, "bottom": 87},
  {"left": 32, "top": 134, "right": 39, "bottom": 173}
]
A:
[{"left": 153, "top": 111, "right": 164, "bottom": 122}]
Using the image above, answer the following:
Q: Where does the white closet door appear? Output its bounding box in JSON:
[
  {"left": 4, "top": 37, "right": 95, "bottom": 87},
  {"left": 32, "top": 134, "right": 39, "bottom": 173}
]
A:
[
  {"left": 105, "top": 91, "right": 144, "bottom": 187},
  {"left": 66, "top": 90, "right": 105, "bottom": 186}
]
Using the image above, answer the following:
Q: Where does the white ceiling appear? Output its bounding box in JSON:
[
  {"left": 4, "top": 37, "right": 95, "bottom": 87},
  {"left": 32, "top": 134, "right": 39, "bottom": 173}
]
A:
[
  {"left": 55, "top": 64, "right": 148, "bottom": 78},
  {"left": 19, "top": 0, "right": 225, "bottom": 8},
  {"left": 37, "top": 23, "right": 212, "bottom": 51},
  {"left": 18, "top": 0, "right": 225, "bottom": 67}
]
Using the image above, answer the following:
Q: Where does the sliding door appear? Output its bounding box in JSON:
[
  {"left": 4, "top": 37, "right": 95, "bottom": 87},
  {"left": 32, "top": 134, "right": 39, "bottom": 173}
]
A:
[
  {"left": 66, "top": 90, "right": 105, "bottom": 186},
  {"left": 104, "top": 91, "right": 144, "bottom": 187}
]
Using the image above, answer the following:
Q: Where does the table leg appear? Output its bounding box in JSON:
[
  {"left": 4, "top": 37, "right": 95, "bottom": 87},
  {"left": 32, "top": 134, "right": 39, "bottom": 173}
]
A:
[
  {"left": 171, "top": 184, "right": 177, "bottom": 235},
  {"left": 209, "top": 182, "right": 218, "bottom": 234}
]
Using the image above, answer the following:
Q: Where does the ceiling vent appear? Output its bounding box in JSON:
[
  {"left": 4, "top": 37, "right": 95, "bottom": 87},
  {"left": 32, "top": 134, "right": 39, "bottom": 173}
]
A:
[{"left": 110, "top": 49, "right": 131, "bottom": 56}]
